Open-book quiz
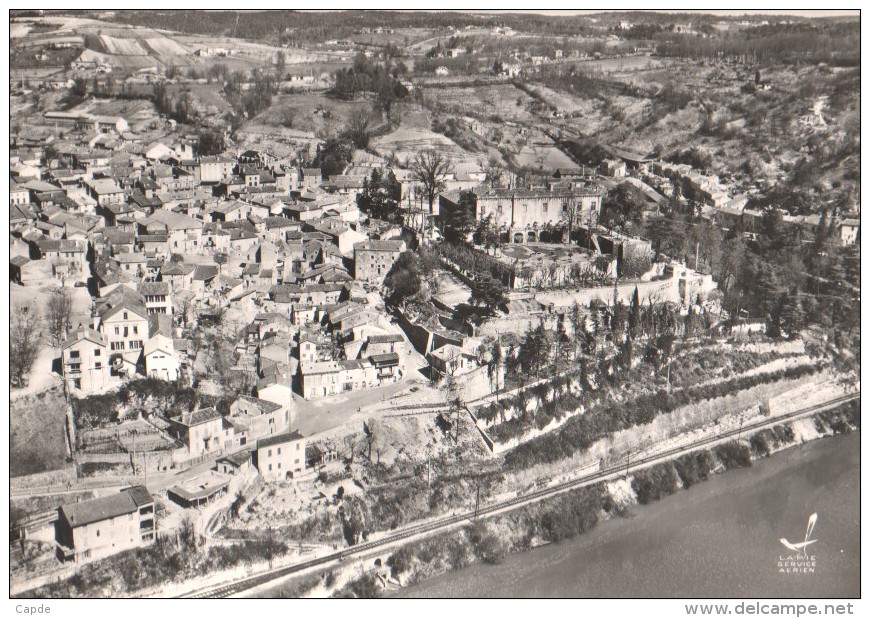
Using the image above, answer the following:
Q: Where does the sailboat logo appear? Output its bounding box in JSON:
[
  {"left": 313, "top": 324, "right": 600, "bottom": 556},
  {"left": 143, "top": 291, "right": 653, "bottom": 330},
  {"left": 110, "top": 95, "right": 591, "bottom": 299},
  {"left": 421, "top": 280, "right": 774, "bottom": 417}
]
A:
[{"left": 780, "top": 513, "right": 818, "bottom": 557}]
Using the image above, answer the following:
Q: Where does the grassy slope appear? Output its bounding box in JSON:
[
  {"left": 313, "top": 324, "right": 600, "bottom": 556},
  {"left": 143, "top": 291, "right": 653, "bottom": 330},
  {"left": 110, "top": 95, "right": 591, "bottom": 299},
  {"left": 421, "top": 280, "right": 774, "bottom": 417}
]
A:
[{"left": 10, "top": 387, "right": 69, "bottom": 477}]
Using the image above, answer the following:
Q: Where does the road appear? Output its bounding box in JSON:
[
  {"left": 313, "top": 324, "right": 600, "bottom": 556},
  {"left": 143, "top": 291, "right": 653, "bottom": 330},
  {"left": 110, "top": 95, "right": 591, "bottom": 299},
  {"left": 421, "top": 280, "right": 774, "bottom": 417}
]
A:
[{"left": 181, "top": 391, "right": 858, "bottom": 599}]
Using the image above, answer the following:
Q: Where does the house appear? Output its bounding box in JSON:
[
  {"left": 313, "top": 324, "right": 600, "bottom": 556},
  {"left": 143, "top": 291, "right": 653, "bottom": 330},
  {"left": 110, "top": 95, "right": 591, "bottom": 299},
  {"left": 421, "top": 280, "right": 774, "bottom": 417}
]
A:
[
  {"left": 353, "top": 239, "right": 406, "bottom": 285},
  {"left": 62, "top": 327, "right": 110, "bottom": 393},
  {"left": 35, "top": 239, "right": 88, "bottom": 279},
  {"left": 229, "top": 395, "right": 292, "bottom": 443},
  {"left": 139, "top": 210, "right": 203, "bottom": 253},
  {"left": 138, "top": 281, "right": 173, "bottom": 315},
  {"left": 440, "top": 185, "right": 604, "bottom": 245},
  {"left": 254, "top": 431, "right": 306, "bottom": 481},
  {"left": 307, "top": 218, "right": 367, "bottom": 256},
  {"left": 427, "top": 343, "right": 477, "bottom": 379},
  {"left": 167, "top": 470, "right": 231, "bottom": 508},
  {"left": 300, "top": 168, "right": 322, "bottom": 190},
  {"left": 10, "top": 255, "right": 44, "bottom": 284},
  {"left": 159, "top": 262, "right": 196, "bottom": 292},
  {"left": 115, "top": 251, "right": 148, "bottom": 277},
  {"left": 256, "top": 375, "right": 295, "bottom": 410},
  {"left": 167, "top": 407, "right": 230, "bottom": 458},
  {"left": 299, "top": 359, "right": 378, "bottom": 399},
  {"left": 600, "top": 159, "right": 627, "bottom": 178},
  {"left": 199, "top": 155, "right": 235, "bottom": 184},
  {"left": 839, "top": 219, "right": 860, "bottom": 245},
  {"left": 56, "top": 486, "right": 154, "bottom": 564},
  {"left": 144, "top": 314, "right": 180, "bottom": 381},
  {"left": 10, "top": 181, "right": 30, "bottom": 206},
  {"left": 86, "top": 178, "right": 125, "bottom": 206},
  {"left": 95, "top": 289, "right": 149, "bottom": 372},
  {"left": 215, "top": 450, "right": 252, "bottom": 476},
  {"left": 91, "top": 115, "right": 129, "bottom": 134}
]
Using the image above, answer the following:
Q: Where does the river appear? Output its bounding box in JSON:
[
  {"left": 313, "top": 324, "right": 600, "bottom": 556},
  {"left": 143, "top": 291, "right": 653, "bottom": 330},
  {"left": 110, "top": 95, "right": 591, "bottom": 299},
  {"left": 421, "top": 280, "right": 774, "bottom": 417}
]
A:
[{"left": 397, "top": 432, "right": 860, "bottom": 598}]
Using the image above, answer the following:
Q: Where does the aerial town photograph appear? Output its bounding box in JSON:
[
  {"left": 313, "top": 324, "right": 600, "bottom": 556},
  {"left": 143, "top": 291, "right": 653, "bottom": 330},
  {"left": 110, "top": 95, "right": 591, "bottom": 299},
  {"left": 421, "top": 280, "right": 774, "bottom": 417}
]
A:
[{"left": 5, "top": 6, "right": 861, "bottom": 610}]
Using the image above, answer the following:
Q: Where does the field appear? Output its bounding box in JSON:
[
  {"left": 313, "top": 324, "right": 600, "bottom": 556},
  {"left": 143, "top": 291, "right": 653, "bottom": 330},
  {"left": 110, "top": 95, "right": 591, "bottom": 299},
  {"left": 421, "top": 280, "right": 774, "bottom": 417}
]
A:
[
  {"left": 424, "top": 83, "right": 540, "bottom": 124},
  {"left": 143, "top": 37, "right": 190, "bottom": 56},
  {"left": 372, "top": 125, "right": 476, "bottom": 166},
  {"left": 10, "top": 388, "right": 69, "bottom": 477},
  {"left": 513, "top": 144, "right": 576, "bottom": 169},
  {"left": 248, "top": 92, "right": 366, "bottom": 135},
  {"left": 100, "top": 34, "right": 149, "bottom": 56}
]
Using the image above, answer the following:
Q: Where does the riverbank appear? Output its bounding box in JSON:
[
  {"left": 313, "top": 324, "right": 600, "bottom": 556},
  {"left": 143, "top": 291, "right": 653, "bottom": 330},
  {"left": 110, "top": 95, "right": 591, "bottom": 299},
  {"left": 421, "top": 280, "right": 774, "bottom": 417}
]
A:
[{"left": 254, "top": 401, "right": 859, "bottom": 598}]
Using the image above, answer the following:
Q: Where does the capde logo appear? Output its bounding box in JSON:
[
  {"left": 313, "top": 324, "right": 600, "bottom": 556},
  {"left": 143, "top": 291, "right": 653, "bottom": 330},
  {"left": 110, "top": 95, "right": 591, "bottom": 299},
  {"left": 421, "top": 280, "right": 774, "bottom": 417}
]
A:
[{"left": 777, "top": 513, "right": 818, "bottom": 574}]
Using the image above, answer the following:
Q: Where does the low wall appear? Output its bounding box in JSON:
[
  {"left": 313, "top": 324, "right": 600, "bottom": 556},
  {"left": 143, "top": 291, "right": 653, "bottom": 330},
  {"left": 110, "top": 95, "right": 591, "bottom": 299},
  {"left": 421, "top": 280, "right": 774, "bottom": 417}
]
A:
[
  {"left": 11, "top": 465, "right": 78, "bottom": 489},
  {"left": 535, "top": 277, "right": 681, "bottom": 308}
]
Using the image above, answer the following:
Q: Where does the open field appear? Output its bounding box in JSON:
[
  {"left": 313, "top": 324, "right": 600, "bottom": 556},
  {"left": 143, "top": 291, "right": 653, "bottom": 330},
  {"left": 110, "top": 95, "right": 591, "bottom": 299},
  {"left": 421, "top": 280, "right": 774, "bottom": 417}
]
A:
[
  {"left": 100, "top": 34, "right": 149, "bottom": 56},
  {"left": 372, "top": 126, "right": 478, "bottom": 166},
  {"left": 248, "top": 92, "right": 367, "bottom": 135},
  {"left": 10, "top": 388, "right": 69, "bottom": 477}
]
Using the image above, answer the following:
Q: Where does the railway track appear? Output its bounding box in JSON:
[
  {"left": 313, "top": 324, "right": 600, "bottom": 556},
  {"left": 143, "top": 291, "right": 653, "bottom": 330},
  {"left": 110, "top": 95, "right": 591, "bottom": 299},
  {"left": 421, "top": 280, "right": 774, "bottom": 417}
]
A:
[{"left": 184, "top": 392, "right": 858, "bottom": 598}]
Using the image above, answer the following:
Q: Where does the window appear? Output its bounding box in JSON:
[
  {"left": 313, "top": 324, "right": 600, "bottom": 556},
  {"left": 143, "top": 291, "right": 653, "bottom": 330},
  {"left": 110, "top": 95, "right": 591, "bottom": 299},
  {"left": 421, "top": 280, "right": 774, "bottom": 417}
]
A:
[
  {"left": 277, "top": 447, "right": 281, "bottom": 454},
  {"left": 268, "top": 464, "right": 272, "bottom": 471},
  {"left": 133, "top": 326, "right": 138, "bottom": 335},
  {"left": 69, "top": 350, "right": 80, "bottom": 358},
  {"left": 123, "top": 312, "right": 128, "bottom": 320},
  {"left": 123, "top": 327, "right": 129, "bottom": 337},
  {"left": 268, "top": 449, "right": 272, "bottom": 456},
  {"left": 115, "top": 327, "right": 120, "bottom": 335},
  {"left": 297, "top": 443, "right": 300, "bottom": 450},
  {"left": 96, "top": 530, "right": 101, "bottom": 537},
  {"left": 95, "top": 362, "right": 102, "bottom": 370},
  {"left": 94, "top": 349, "right": 101, "bottom": 357},
  {"left": 542, "top": 203, "right": 548, "bottom": 213},
  {"left": 294, "top": 458, "right": 300, "bottom": 464},
  {"left": 277, "top": 462, "right": 281, "bottom": 469}
]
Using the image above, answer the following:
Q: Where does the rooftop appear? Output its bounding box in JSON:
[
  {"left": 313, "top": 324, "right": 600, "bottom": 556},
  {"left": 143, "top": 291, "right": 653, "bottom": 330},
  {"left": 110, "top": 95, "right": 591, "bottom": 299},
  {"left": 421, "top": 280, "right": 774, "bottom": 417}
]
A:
[
  {"left": 60, "top": 486, "right": 153, "bottom": 528},
  {"left": 257, "top": 431, "right": 305, "bottom": 449}
]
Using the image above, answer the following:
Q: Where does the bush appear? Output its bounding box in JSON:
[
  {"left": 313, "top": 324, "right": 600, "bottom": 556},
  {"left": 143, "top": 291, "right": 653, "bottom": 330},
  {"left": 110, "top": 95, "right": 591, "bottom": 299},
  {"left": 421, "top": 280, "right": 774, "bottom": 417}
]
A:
[
  {"left": 468, "top": 523, "right": 507, "bottom": 565},
  {"left": 672, "top": 451, "right": 716, "bottom": 489},
  {"left": 387, "top": 547, "right": 413, "bottom": 577},
  {"left": 749, "top": 433, "right": 771, "bottom": 458},
  {"left": 342, "top": 573, "right": 382, "bottom": 598},
  {"left": 631, "top": 462, "right": 680, "bottom": 504},
  {"left": 714, "top": 442, "right": 752, "bottom": 470}
]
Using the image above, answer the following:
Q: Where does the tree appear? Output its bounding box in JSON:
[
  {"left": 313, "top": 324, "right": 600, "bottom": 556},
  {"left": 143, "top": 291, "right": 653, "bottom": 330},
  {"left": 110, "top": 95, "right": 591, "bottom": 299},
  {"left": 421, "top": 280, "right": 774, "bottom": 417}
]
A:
[
  {"left": 275, "top": 50, "right": 286, "bottom": 80},
  {"left": 46, "top": 287, "right": 73, "bottom": 347},
  {"left": 342, "top": 107, "right": 373, "bottom": 149},
  {"left": 197, "top": 128, "right": 225, "bottom": 157},
  {"left": 779, "top": 292, "right": 806, "bottom": 338},
  {"left": 628, "top": 286, "right": 641, "bottom": 340},
  {"left": 469, "top": 272, "right": 507, "bottom": 317},
  {"left": 645, "top": 217, "right": 687, "bottom": 262},
  {"left": 518, "top": 320, "right": 549, "bottom": 379},
  {"left": 11, "top": 302, "right": 41, "bottom": 388},
  {"left": 410, "top": 149, "right": 454, "bottom": 217},
  {"left": 601, "top": 183, "right": 648, "bottom": 230},
  {"left": 487, "top": 338, "right": 503, "bottom": 399},
  {"left": 279, "top": 107, "right": 296, "bottom": 129},
  {"left": 485, "top": 159, "right": 506, "bottom": 188},
  {"left": 383, "top": 251, "right": 422, "bottom": 307}
]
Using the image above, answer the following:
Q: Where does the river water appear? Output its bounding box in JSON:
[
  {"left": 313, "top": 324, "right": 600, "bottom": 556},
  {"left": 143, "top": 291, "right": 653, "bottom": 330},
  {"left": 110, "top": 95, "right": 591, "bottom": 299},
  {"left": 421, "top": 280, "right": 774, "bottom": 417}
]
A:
[{"left": 397, "top": 433, "right": 860, "bottom": 598}]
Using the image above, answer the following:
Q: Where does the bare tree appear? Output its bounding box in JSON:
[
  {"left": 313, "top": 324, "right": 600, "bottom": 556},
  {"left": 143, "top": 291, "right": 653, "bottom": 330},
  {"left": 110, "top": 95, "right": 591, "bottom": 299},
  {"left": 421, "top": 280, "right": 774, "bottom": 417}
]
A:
[
  {"left": 344, "top": 433, "right": 361, "bottom": 464},
  {"left": 342, "top": 107, "right": 373, "bottom": 149},
  {"left": 10, "top": 301, "right": 41, "bottom": 388},
  {"left": 485, "top": 158, "right": 506, "bottom": 189},
  {"left": 409, "top": 149, "right": 454, "bottom": 237},
  {"left": 46, "top": 286, "right": 73, "bottom": 347}
]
